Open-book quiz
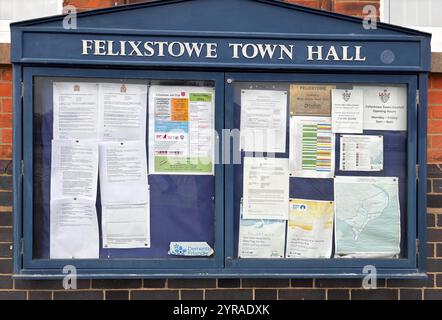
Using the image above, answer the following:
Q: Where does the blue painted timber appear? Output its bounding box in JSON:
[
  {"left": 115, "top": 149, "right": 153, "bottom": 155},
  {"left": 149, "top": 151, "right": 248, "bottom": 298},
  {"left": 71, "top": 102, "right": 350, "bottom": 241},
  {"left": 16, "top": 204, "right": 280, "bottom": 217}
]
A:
[{"left": 10, "top": 0, "right": 431, "bottom": 278}]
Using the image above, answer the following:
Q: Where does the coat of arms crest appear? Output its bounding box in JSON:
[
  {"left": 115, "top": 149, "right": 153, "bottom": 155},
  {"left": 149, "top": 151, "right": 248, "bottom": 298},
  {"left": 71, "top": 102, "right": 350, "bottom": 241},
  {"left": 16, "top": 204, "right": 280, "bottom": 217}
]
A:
[
  {"left": 379, "top": 89, "right": 391, "bottom": 103},
  {"left": 342, "top": 90, "right": 351, "bottom": 102}
]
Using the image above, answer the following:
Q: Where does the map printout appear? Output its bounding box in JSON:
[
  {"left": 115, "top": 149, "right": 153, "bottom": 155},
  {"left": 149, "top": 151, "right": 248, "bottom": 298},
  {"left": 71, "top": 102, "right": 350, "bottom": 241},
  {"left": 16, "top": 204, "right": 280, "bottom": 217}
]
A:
[{"left": 334, "top": 176, "right": 401, "bottom": 258}]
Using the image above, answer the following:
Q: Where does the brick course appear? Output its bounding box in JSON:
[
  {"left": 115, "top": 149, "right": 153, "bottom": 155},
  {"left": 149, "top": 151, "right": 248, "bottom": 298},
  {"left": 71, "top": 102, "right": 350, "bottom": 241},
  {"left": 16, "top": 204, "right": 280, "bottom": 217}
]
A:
[{"left": 0, "top": 0, "right": 441, "bottom": 300}]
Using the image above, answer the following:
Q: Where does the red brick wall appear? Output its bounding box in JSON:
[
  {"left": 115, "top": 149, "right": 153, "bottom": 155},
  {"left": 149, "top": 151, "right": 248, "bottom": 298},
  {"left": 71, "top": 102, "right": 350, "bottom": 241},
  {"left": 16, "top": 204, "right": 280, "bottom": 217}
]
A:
[
  {"left": 0, "top": 0, "right": 441, "bottom": 300},
  {"left": 286, "top": 0, "right": 380, "bottom": 18},
  {"left": 63, "top": 0, "right": 126, "bottom": 11},
  {"left": 429, "top": 75, "right": 442, "bottom": 162},
  {"left": 0, "top": 68, "right": 12, "bottom": 160},
  {"left": 65, "top": 0, "right": 380, "bottom": 16}
]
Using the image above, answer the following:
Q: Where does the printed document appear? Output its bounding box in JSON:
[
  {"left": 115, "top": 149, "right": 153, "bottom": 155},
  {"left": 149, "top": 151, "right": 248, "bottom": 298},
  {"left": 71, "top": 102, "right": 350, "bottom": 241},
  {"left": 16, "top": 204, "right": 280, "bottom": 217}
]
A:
[
  {"left": 240, "top": 89, "right": 287, "bottom": 153},
  {"left": 242, "top": 157, "right": 289, "bottom": 220},
  {"left": 50, "top": 197, "right": 99, "bottom": 259},
  {"left": 99, "top": 140, "right": 149, "bottom": 205},
  {"left": 334, "top": 176, "right": 401, "bottom": 258},
  {"left": 50, "top": 139, "right": 98, "bottom": 200},
  {"left": 340, "top": 135, "right": 383, "bottom": 171},
  {"left": 102, "top": 202, "right": 150, "bottom": 249},
  {"left": 289, "top": 116, "right": 335, "bottom": 178},
  {"left": 286, "top": 199, "right": 334, "bottom": 258},
  {"left": 99, "top": 83, "right": 147, "bottom": 141},
  {"left": 148, "top": 85, "right": 214, "bottom": 174},
  {"left": 331, "top": 88, "right": 364, "bottom": 133},
  {"left": 53, "top": 82, "right": 99, "bottom": 139},
  {"left": 356, "top": 86, "right": 407, "bottom": 131}
]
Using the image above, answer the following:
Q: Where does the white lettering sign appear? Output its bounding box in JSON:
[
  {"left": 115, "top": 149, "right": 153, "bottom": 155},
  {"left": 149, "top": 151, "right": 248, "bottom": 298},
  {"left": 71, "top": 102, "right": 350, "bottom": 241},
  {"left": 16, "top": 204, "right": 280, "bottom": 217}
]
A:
[{"left": 81, "top": 39, "right": 366, "bottom": 62}]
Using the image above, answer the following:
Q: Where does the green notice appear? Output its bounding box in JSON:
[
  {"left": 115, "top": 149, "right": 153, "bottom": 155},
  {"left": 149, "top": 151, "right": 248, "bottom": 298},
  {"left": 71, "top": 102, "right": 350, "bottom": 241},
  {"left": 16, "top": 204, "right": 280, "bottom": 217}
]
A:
[
  {"left": 154, "top": 156, "right": 213, "bottom": 173},
  {"left": 189, "top": 93, "right": 212, "bottom": 102}
]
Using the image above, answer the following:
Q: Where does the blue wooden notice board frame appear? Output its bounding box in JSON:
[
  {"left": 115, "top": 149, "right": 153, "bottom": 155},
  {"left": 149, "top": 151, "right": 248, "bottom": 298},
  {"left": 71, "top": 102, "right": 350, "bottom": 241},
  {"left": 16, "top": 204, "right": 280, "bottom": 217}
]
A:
[{"left": 10, "top": 0, "right": 431, "bottom": 278}]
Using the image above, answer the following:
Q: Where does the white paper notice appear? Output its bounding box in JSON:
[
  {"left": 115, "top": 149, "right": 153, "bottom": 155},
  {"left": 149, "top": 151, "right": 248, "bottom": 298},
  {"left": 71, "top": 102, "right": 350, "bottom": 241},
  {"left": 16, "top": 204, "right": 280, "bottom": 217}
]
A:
[
  {"left": 99, "top": 83, "right": 147, "bottom": 141},
  {"left": 357, "top": 86, "right": 407, "bottom": 131},
  {"left": 50, "top": 197, "right": 99, "bottom": 259},
  {"left": 238, "top": 200, "right": 286, "bottom": 258},
  {"left": 240, "top": 90, "right": 287, "bottom": 153},
  {"left": 334, "top": 176, "right": 401, "bottom": 258},
  {"left": 50, "top": 140, "right": 98, "bottom": 200},
  {"left": 331, "top": 89, "right": 364, "bottom": 133},
  {"left": 238, "top": 219, "right": 286, "bottom": 258},
  {"left": 289, "top": 116, "right": 335, "bottom": 178},
  {"left": 340, "top": 135, "right": 383, "bottom": 171},
  {"left": 102, "top": 202, "right": 150, "bottom": 249},
  {"left": 286, "top": 199, "right": 334, "bottom": 259},
  {"left": 53, "top": 82, "right": 99, "bottom": 140},
  {"left": 148, "top": 85, "right": 214, "bottom": 175},
  {"left": 242, "top": 157, "right": 289, "bottom": 220},
  {"left": 99, "top": 140, "right": 148, "bottom": 205}
]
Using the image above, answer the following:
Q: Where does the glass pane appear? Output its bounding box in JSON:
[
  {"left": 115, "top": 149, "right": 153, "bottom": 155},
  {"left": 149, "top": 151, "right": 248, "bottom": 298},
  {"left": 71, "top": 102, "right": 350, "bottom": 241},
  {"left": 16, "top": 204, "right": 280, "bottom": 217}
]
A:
[
  {"left": 33, "top": 76, "right": 216, "bottom": 260},
  {"left": 233, "top": 81, "right": 408, "bottom": 260}
]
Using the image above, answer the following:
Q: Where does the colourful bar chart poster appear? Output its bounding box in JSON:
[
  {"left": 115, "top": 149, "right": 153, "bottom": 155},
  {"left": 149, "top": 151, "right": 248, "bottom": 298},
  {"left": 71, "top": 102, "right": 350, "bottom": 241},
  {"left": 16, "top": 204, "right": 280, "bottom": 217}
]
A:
[{"left": 290, "top": 116, "right": 335, "bottom": 178}]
